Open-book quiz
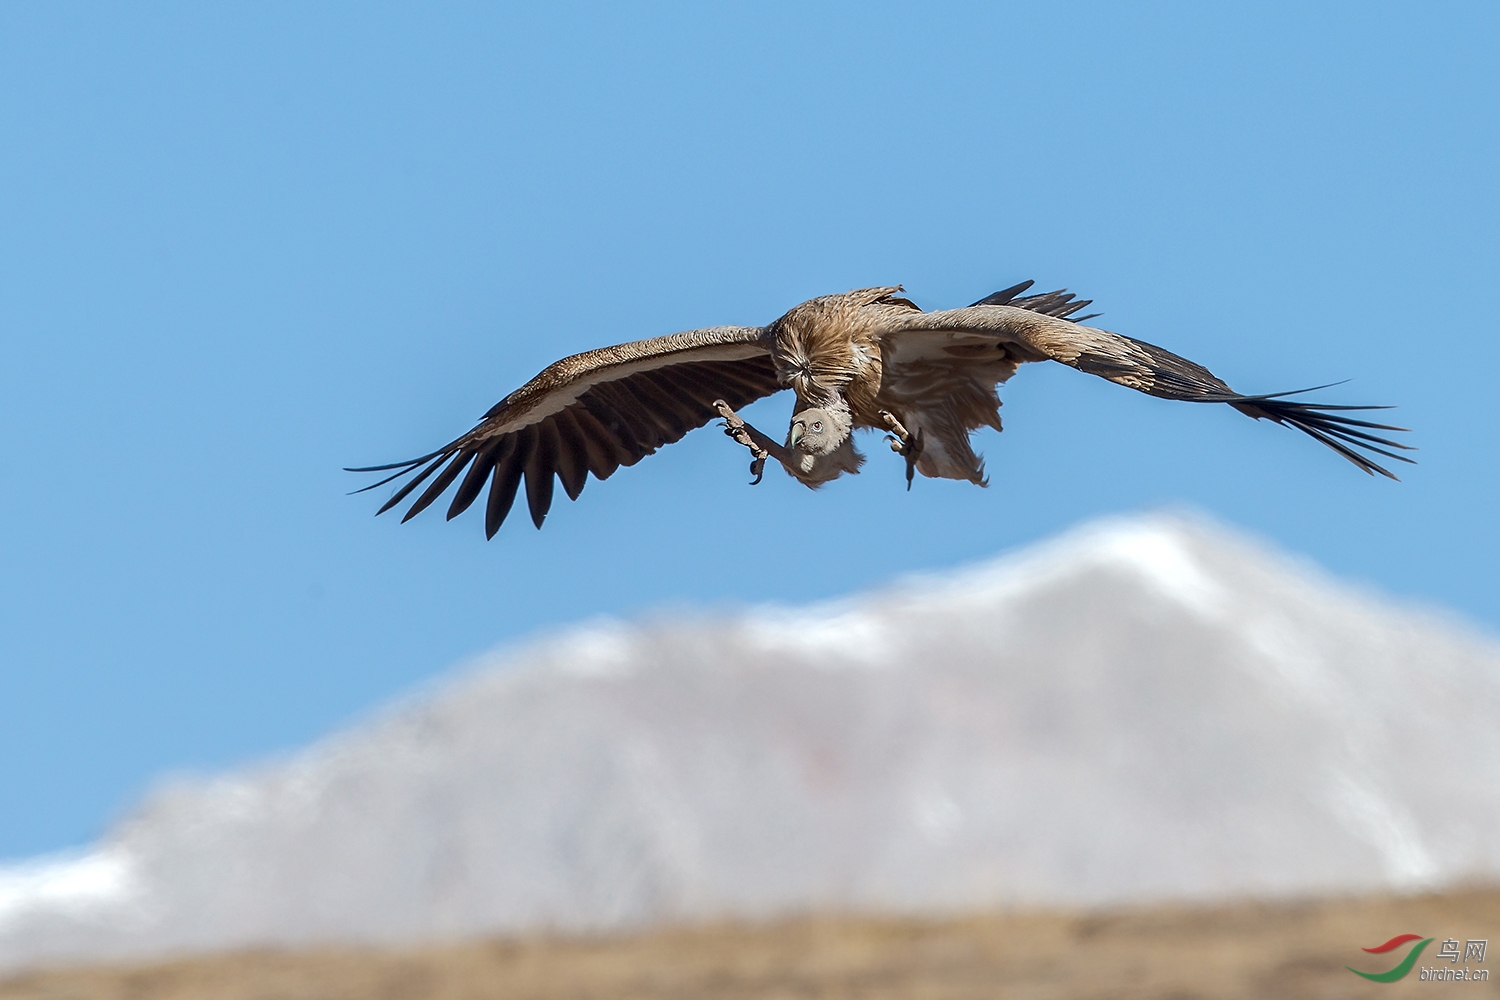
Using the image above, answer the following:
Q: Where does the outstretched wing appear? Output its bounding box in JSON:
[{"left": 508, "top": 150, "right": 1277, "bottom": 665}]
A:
[
  {"left": 881, "top": 303, "right": 1413, "bottom": 479},
  {"left": 348, "top": 326, "right": 781, "bottom": 536}
]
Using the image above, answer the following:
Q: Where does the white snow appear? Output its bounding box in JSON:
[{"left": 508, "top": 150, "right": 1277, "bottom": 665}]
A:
[{"left": 0, "top": 849, "right": 141, "bottom": 932}]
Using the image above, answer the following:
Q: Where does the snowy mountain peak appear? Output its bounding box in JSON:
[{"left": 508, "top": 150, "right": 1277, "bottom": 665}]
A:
[{"left": 4, "top": 511, "right": 1498, "bottom": 972}]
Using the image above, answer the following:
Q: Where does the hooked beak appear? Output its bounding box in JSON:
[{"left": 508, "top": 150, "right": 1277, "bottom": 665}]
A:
[{"left": 788, "top": 420, "right": 805, "bottom": 448}]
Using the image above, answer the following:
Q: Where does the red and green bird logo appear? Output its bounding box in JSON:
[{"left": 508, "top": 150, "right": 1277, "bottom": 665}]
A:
[{"left": 1347, "top": 934, "right": 1433, "bottom": 982}]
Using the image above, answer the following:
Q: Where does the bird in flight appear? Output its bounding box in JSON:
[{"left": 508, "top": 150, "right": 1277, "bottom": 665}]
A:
[{"left": 349, "top": 281, "right": 1411, "bottom": 537}]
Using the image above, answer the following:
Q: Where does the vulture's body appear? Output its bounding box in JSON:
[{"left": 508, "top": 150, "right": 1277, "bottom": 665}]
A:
[{"left": 351, "top": 282, "right": 1410, "bottom": 536}]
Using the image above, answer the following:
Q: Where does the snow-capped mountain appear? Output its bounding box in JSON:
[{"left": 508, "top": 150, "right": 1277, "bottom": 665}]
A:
[{"left": 4, "top": 512, "right": 1499, "bottom": 970}]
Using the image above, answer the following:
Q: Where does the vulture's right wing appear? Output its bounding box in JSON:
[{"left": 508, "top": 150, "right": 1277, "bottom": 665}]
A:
[
  {"left": 348, "top": 325, "right": 780, "bottom": 536},
  {"left": 883, "top": 304, "right": 1413, "bottom": 479}
]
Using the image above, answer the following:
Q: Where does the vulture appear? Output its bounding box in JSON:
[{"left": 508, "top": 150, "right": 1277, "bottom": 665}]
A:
[{"left": 349, "top": 282, "right": 1411, "bottom": 536}]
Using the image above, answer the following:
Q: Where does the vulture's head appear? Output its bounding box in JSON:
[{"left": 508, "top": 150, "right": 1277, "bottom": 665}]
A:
[
  {"left": 781, "top": 406, "right": 862, "bottom": 489},
  {"left": 787, "top": 407, "right": 852, "bottom": 455}
]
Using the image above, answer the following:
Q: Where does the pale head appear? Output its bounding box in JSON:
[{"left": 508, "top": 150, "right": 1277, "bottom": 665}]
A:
[{"left": 786, "top": 405, "right": 853, "bottom": 456}]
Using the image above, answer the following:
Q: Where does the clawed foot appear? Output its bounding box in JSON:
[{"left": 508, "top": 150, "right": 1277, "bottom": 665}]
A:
[
  {"left": 879, "top": 410, "right": 924, "bottom": 491},
  {"left": 714, "top": 399, "right": 770, "bottom": 485}
]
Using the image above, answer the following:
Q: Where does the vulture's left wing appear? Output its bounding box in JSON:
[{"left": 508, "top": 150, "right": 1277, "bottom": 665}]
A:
[
  {"left": 881, "top": 304, "right": 1413, "bottom": 478},
  {"left": 871, "top": 282, "right": 1100, "bottom": 484},
  {"left": 348, "top": 326, "right": 779, "bottom": 536}
]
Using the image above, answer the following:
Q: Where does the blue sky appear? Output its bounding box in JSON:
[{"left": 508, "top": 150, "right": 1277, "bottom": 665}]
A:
[{"left": 1, "top": 3, "right": 1496, "bottom": 859}]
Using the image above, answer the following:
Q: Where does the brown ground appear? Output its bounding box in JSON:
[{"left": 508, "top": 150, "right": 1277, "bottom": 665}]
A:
[{"left": 3, "top": 887, "right": 1498, "bottom": 1000}]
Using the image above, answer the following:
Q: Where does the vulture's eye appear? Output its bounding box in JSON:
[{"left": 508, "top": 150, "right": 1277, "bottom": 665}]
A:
[{"left": 811, "top": 421, "right": 823, "bottom": 432}]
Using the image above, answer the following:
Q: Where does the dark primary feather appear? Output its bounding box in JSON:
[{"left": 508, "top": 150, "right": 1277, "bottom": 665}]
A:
[
  {"left": 403, "top": 449, "right": 475, "bottom": 522},
  {"left": 1223, "top": 393, "right": 1412, "bottom": 480},
  {"left": 485, "top": 436, "right": 526, "bottom": 538},
  {"left": 971, "top": 280, "right": 1100, "bottom": 323}
]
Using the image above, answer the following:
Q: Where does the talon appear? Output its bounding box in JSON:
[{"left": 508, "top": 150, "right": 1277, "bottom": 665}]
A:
[
  {"left": 879, "top": 410, "right": 921, "bottom": 488},
  {"left": 880, "top": 409, "right": 922, "bottom": 489},
  {"left": 716, "top": 398, "right": 771, "bottom": 484},
  {"left": 721, "top": 420, "right": 748, "bottom": 445},
  {"left": 879, "top": 409, "right": 911, "bottom": 445}
]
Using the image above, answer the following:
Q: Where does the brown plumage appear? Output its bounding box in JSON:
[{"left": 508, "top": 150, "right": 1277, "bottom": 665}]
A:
[{"left": 349, "top": 281, "right": 1411, "bottom": 536}]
